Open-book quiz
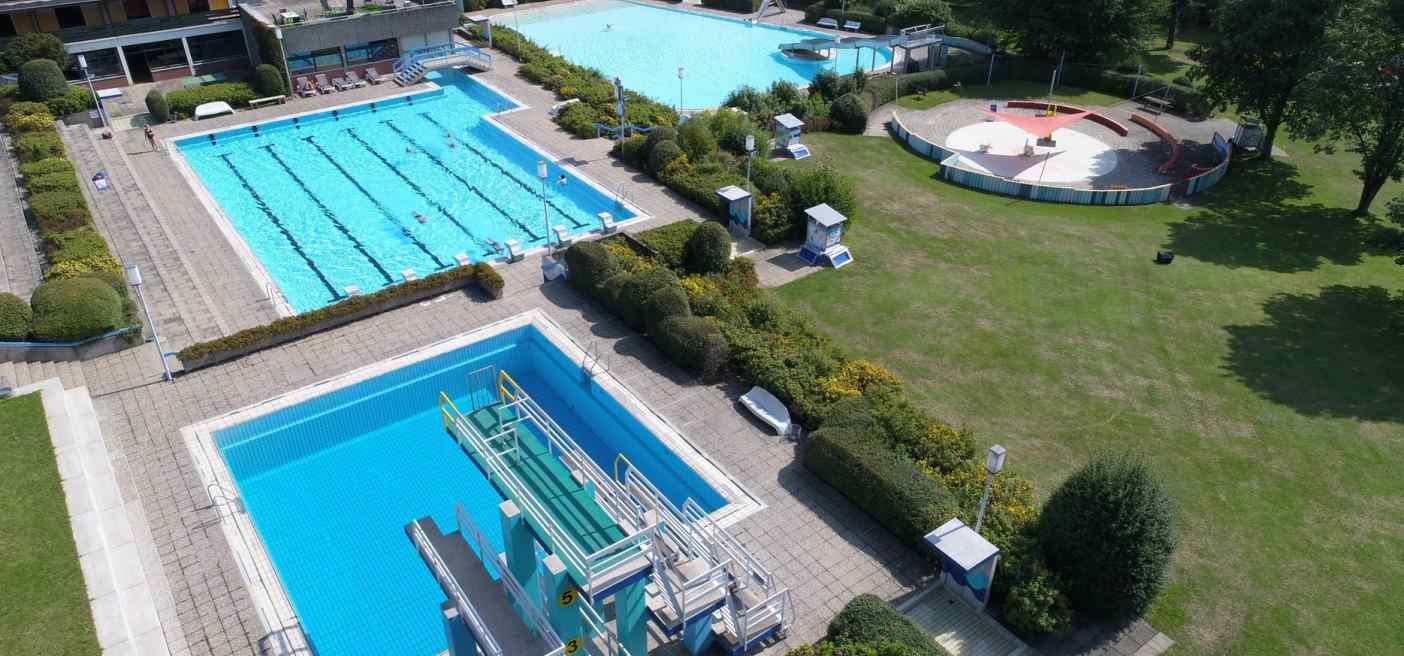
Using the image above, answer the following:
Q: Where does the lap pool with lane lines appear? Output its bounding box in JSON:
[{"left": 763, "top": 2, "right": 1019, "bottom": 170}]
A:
[{"left": 175, "top": 70, "right": 633, "bottom": 314}]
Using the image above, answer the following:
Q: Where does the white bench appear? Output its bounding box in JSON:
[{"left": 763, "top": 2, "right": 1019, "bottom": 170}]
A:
[
  {"left": 249, "top": 95, "right": 286, "bottom": 108},
  {"left": 843, "top": 19, "right": 861, "bottom": 31},
  {"left": 193, "top": 101, "right": 234, "bottom": 120},
  {"left": 816, "top": 17, "right": 839, "bottom": 29}
]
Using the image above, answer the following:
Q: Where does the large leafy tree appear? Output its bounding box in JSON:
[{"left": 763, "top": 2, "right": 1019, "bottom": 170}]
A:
[
  {"left": 1288, "top": 0, "right": 1404, "bottom": 215},
  {"left": 999, "top": 0, "right": 1168, "bottom": 62},
  {"left": 1191, "top": 0, "right": 1343, "bottom": 159}
]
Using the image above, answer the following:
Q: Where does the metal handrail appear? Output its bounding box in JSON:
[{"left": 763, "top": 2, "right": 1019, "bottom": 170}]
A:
[
  {"left": 408, "top": 518, "right": 505, "bottom": 656},
  {"left": 393, "top": 43, "right": 493, "bottom": 76},
  {"left": 454, "top": 503, "right": 565, "bottom": 647}
]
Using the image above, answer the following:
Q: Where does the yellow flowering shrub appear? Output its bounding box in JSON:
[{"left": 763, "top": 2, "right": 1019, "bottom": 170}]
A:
[
  {"left": 45, "top": 254, "right": 123, "bottom": 279},
  {"left": 817, "top": 359, "right": 902, "bottom": 401},
  {"left": 678, "top": 274, "right": 718, "bottom": 305},
  {"left": 603, "top": 240, "right": 654, "bottom": 274}
]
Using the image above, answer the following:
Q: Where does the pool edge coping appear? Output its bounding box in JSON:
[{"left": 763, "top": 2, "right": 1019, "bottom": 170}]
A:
[
  {"left": 166, "top": 76, "right": 652, "bottom": 317},
  {"left": 179, "top": 308, "right": 764, "bottom": 654}
]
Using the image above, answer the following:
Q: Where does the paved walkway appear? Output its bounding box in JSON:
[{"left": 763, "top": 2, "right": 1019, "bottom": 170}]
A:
[{"left": 0, "top": 129, "right": 43, "bottom": 297}]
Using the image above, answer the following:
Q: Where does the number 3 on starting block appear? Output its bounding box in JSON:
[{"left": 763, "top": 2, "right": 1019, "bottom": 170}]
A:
[{"left": 564, "top": 637, "right": 582, "bottom": 654}]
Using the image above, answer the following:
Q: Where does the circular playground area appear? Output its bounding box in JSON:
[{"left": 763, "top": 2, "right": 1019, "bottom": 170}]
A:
[{"left": 944, "top": 120, "right": 1119, "bottom": 184}]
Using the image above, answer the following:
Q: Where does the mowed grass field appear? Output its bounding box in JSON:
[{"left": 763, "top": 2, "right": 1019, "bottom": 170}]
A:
[{"left": 776, "top": 131, "right": 1404, "bottom": 655}]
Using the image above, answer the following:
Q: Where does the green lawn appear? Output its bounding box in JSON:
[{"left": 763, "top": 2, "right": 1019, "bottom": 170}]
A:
[
  {"left": 0, "top": 393, "right": 100, "bottom": 655},
  {"left": 894, "top": 80, "right": 1126, "bottom": 110},
  {"left": 776, "top": 132, "right": 1404, "bottom": 655},
  {"left": 1135, "top": 26, "right": 1214, "bottom": 81}
]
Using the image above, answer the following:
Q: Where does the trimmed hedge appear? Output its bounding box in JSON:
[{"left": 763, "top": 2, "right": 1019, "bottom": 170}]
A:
[
  {"left": 165, "top": 83, "right": 257, "bottom": 119},
  {"left": 25, "top": 170, "right": 79, "bottom": 194},
  {"left": 145, "top": 89, "right": 169, "bottom": 124},
  {"left": 473, "top": 261, "right": 505, "bottom": 298},
  {"left": 44, "top": 85, "right": 92, "bottom": 116},
  {"left": 17, "top": 59, "right": 66, "bottom": 103},
  {"left": 28, "top": 190, "right": 90, "bottom": 234},
  {"left": 0, "top": 292, "right": 31, "bottom": 341},
  {"left": 5, "top": 109, "right": 54, "bottom": 133},
  {"left": 803, "top": 416, "right": 957, "bottom": 546},
  {"left": 826, "top": 594, "right": 948, "bottom": 656},
  {"left": 654, "top": 315, "right": 728, "bottom": 381},
  {"left": 643, "top": 284, "right": 691, "bottom": 336},
  {"left": 29, "top": 277, "right": 124, "bottom": 342},
  {"left": 253, "top": 64, "right": 285, "bottom": 97},
  {"left": 18, "top": 157, "right": 73, "bottom": 177},
  {"left": 13, "top": 131, "right": 64, "bottom": 162},
  {"left": 177, "top": 264, "right": 495, "bottom": 367},
  {"left": 636, "top": 220, "right": 700, "bottom": 269},
  {"left": 830, "top": 93, "right": 868, "bottom": 134},
  {"left": 44, "top": 226, "right": 110, "bottom": 261},
  {"left": 617, "top": 266, "right": 679, "bottom": 331},
  {"left": 564, "top": 240, "right": 619, "bottom": 295},
  {"left": 2, "top": 33, "right": 68, "bottom": 71},
  {"left": 684, "top": 221, "right": 731, "bottom": 275}
]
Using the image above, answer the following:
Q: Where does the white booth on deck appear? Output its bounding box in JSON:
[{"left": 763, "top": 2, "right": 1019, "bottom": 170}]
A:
[
  {"left": 773, "top": 113, "right": 810, "bottom": 159},
  {"left": 924, "top": 518, "right": 1000, "bottom": 609},
  {"left": 798, "top": 203, "right": 853, "bottom": 268},
  {"left": 715, "top": 185, "right": 753, "bottom": 237}
]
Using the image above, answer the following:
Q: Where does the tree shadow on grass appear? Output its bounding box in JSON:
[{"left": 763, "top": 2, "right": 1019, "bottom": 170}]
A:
[
  {"left": 1225, "top": 285, "right": 1404, "bottom": 422},
  {"left": 1164, "top": 159, "right": 1393, "bottom": 273}
]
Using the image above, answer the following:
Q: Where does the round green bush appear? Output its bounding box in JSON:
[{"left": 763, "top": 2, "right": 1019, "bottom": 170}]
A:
[
  {"left": 677, "top": 116, "right": 718, "bottom": 163},
  {"left": 654, "top": 315, "right": 728, "bottom": 381},
  {"left": 642, "top": 125, "right": 677, "bottom": 161},
  {"left": 684, "top": 220, "right": 732, "bottom": 275},
  {"left": 1004, "top": 567, "right": 1072, "bottom": 635},
  {"left": 563, "top": 241, "right": 619, "bottom": 296},
  {"left": 2, "top": 33, "right": 68, "bottom": 71},
  {"left": 1039, "top": 452, "right": 1177, "bottom": 618},
  {"left": 619, "top": 267, "right": 678, "bottom": 331},
  {"left": 646, "top": 140, "right": 685, "bottom": 177},
  {"left": 29, "top": 277, "right": 123, "bottom": 342},
  {"left": 617, "top": 134, "right": 648, "bottom": 168},
  {"left": 18, "top": 59, "right": 67, "bottom": 103},
  {"left": 643, "top": 284, "right": 690, "bottom": 336},
  {"left": 826, "top": 594, "right": 946, "bottom": 655},
  {"left": 831, "top": 93, "right": 869, "bottom": 134},
  {"left": 556, "top": 102, "right": 601, "bottom": 138},
  {"left": 598, "top": 271, "right": 636, "bottom": 324},
  {"left": 78, "top": 269, "right": 128, "bottom": 299},
  {"left": 44, "top": 85, "right": 92, "bottom": 116},
  {"left": 0, "top": 292, "right": 32, "bottom": 341},
  {"left": 253, "top": 64, "right": 285, "bottom": 97},
  {"left": 145, "top": 89, "right": 169, "bottom": 124}
]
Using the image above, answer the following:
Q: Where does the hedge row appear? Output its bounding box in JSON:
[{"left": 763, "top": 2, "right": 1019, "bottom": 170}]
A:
[
  {"left": 176, "top": 263, "right": 502, "bottom": 366},
  {"left": 464, "top": 24, "right": 677, "bottom": 138},
  {"left": 165, "top": 82, "right": 258, "bottom": 120},
  {"left": 825, "top": 595, "right": 949, "bottom": 655}
]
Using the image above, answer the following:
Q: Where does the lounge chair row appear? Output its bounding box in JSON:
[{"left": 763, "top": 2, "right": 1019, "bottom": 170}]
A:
[
  {"left": 816, "top": 17, "right": 863, "bottom": 31},
  {"left": 294, "top": 69, "right": 385, "bottom": 98}
]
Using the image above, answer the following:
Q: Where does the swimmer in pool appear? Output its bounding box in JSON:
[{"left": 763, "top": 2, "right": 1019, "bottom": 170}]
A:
[{"left": 414, "top": 212, "right": 428, "bottom": 224}]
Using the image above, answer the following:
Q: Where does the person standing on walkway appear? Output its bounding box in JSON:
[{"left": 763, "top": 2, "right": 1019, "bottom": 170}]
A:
[{"left": 145, "top": 125, "right": 158, "bottom": 151}]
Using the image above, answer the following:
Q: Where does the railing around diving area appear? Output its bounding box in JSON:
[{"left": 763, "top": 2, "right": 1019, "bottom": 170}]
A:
[
  {"left": 408, "top": 518, "right": 505, "bottom": 656},
  {"left": 454, "top": 503, "right": 564, "bottom": 648},
  {"left": 393, "top": 43, "right": 492, "bottom": 77}
]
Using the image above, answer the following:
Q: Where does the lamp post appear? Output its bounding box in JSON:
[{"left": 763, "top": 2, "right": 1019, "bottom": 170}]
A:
[
  {"left": 744, "top": 133, "right": 755, "bottom": 193},
  {"left": 126, "top": 265, "right": 172, "bottom": 383},
  {"left": 537, "top": 159, "right": 551, "bottom": 249},
  {"left": 973, "top": 444, "right": 1006, "bottom": 533},
  {"left": 77, "top": 55, "right": 109, "bottom": 133},
  {"left": 275, "top": 28, "right": 294, "bottom": 98},
  {"left": 677, "top": 66, "right": 686, "bottom": 113}
]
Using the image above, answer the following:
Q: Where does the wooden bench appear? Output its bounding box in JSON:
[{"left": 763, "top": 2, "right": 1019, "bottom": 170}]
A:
[
  {"left": 1143, "top": 96, "right": 1172, "bottom": 114},
  {"left": 249, "top": 95, "right": 286, "bottom": 108}
]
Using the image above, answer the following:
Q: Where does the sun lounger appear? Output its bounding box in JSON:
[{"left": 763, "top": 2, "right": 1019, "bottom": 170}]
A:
[
  {"left": 332, "top": 76, "right": 351, "bottom": 91},
  {"left": 345, "top": 70, "right": 369, "bottom": 88},
  {"left": 193, "top": 101, "right": 234, "bottom": 120},
  {"left": 843, "top": 19, "right": 861, "bottom": 31},
  {"left": 366, "top": 68, "right": 385, "bottom": 85},
  {"left": 740, "top": 386, "right": 793, "bottom": 437},
  {"left": 314, "top": 73, "right": 334, "bottom": 94},
  {"left": 295, "top": 76, "right": 317, "bottom": 97},
  {"left": 816, "top": 17, "right": 839, "bottom": 29}
]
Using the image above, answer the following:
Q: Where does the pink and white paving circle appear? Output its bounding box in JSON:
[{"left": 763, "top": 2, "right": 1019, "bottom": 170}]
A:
[{"left": 944, "top": 121, "right": 1119, "bottom": 184}]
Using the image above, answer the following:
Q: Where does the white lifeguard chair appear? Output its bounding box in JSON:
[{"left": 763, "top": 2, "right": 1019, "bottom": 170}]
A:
[
  {"left": 716, "top": 185, "right": 753, "bottom": 237},
  {"left": 774, "top": 113, "right": 810, "bottom": 159},
  {"left": 798, "top": 203, "right": 853, "bottom": 268},
  {"left": 924, "top": 518, "right": 1000, "bottom": 609}
]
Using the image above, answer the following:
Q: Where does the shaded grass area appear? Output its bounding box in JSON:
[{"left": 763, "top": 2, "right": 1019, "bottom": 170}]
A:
[
  {"left": 894, "top": 80, "right": 1125, "bottom": 111},
  {"left": 1135, "top": 26, "right": 1214, "bottom": 81},
  {"left": 0, "top": 392, "right": 99, "bottom": 655},
  {"left": 775, "top": 132, "right": 1404, "bottom": 656}
]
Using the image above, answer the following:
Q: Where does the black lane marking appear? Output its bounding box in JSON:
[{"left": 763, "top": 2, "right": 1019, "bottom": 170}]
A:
[
  {"left": 379, "top": 121, "right": 541, "bottom": 241},
  {"left": 217, "top": 154, "right": 340, "bottom": 302},
  {"left": 260, "top": 144, "right": 394, "bottom": 285},
  {"left": 303, "top": 135, "right": 449, "bottom": 269},
  {"left": 417, "top": 112, "right": 588, "bottom": 228},
  {"left": 339, "top": 128, "right": 494, "bottom": 254}
]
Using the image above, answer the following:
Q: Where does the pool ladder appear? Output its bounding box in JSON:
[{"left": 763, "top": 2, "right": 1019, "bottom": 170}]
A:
[{"left": 581, "top": 341, "right": 608, "bottom": 381}]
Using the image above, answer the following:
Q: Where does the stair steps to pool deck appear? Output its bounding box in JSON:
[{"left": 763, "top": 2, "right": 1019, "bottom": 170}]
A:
[
  {"left": 394, "top": 44, "right": 492, "bottom": 86},
  {"left": 3, "top": 358, "right": 89, "bottom": 391}
]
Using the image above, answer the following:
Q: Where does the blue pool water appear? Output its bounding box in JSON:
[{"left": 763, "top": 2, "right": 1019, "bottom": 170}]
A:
[
  {"left": 504, "top": 0, "right": 893, "bottom": 108},
  {"left": 177, "top": 71, "right": 631, "bottom": 313},
  {"left": 214, "top": 325, "right": 724, "bottom": 656}
]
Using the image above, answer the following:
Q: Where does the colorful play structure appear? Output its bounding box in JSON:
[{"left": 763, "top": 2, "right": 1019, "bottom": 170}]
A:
[{"left": 411, "top": 367, "right": 793, "bottom": 656}]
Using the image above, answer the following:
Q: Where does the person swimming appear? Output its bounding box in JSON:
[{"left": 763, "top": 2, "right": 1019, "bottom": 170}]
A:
[{"left": 414, "top": 212, "right": 428, "bottom": 224}]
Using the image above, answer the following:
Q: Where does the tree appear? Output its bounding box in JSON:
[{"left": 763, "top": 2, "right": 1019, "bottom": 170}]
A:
[
  {"left": 1, "top": 33, "right": 68, "bottom": 72},
  {"left": 1287, "top": 0, "right": 1404, "bottom": 214},
  {"left": 1191, "top": 0, "right": 1342, "bottom": 159},
  {"left": 998, "top": 0, "right": 1168, "bottom": 62},
  {"left": 1038, "top": 452, "right": 1176, "bottom": 618},
  {"left": 1165, "top": 0, "right": 1190, "bottom": 49},
  {"left": 17, "top": 59, "right": 68, "bottom": 104}
]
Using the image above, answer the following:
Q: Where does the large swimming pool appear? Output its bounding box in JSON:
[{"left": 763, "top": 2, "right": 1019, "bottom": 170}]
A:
[
  {"left": 504, "top": 0, "right": 893, "bottom": 108},
  {"left": 176, "top": 70, "right": 633, "bottom": 314},
  {"left": 208, "top": 317, "right": 729, "bottom": 656}
]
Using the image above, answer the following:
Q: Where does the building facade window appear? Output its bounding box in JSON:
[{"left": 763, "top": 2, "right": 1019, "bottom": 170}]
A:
[
  {"left": 127, "top": 38, "right": 186, "bottom": 70},
  {"left": 54, "top": 6, "right": 86, "bottom": 28},
  {"left": 343, "top": 39, "right": 399, "bottom": 65},
  {"left": 124, "top": 0, "right": 151, "bottom": 19},
  {"left": 286, "top": 47, "right": 344, "bottom": 74},
  {"left": 188, "top": 0, "right": 211, "bottom": 12},
  {"left": 187, "top": 31, "right": 246, "bottom": 63},
  {"left": 64, "top": 48, "right": 124, "bottom": 81},
  {"left": 0, "top": 14, "right": 17, "bottom": 37}
]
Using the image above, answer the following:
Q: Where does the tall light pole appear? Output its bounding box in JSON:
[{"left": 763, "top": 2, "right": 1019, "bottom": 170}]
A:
[
  {"left": 126, "top": 265, "right": 172, "bottom": 383},
  {"left": 677, "top": 66, "right": 686, "bottom": 113},
  {"left": 275, "top": 28, "right": 294, "bottom": 97},
  {"left": 973, "top": 444, "right": 1006, "bottom": 533},
  {"left": 744, "top": 133, "right": 755, "bottom": 193},
  {"left": 77, "top": 55, "right": 109, "bottom": 133},
  {"left": 537, "top": 159, "right": 551, "bottom": 249}
]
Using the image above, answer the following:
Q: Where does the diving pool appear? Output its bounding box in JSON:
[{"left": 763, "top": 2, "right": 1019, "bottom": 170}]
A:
[
  {"left": 198, "top": 314, "right": 736, "bottom": 656},
  {"left": 503, "top": 0, "right": 894, "bottom": 108},
  {"left": 175, "top": 70, "right": 634, "bottom": 314}
]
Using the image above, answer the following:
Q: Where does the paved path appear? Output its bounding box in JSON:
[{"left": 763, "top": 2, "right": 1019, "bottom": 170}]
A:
[{"left": 0, "top": 129, "right": 43, "bottom": 297}]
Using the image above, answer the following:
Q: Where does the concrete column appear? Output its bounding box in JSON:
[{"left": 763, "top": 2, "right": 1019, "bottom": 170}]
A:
[
  {"left": 181, "top": 36, "right": 195, "bottom": 74},
  {"left": 115, "top": 45, "right": 133, "bottom": 85},
  {"left": 499, "top": 500, "right": 538, "bottom": 617},
  {"left": 541, "top": 555, "right": 584, "bottom": 654},
  {"left": 682, "top": 608, "right": 716, "bottom": 655},
  {"left": 442, "top": 603, "right": 478, "bottom": 656},
  {"left": 614, "top": 579, "right": 649, "bottom": 656}
]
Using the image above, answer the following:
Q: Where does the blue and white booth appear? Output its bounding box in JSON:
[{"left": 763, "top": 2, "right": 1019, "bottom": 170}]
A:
[
  {"left": 924, "top": 518, "right": 1000, "bottom": 609},
  {"left": 774, "top": 113, "right": 810, "bottom": 159},
  {"left": 798, "top": 203, "right": 853, "bottom": 268},
  {"left": 715, "top": 184, "right": 752, "bottom": 237}
]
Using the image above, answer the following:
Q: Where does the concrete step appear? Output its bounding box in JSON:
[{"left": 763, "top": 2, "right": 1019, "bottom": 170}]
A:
[
  {"left": 13, "top": 359, "right": 32, "bottom": 386},
  {"left": 0, "top": 360, "right": 14, "bottom": 389}
]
